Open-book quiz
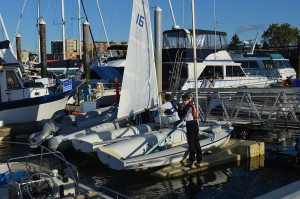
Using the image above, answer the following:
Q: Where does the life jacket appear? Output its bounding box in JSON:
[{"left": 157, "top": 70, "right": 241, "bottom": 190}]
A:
[
  {"left": 164, "top": 99, "right": 178, "bottom": 115},
  {"left": 187, "top": 103, "right": 197, "bottom": 121}
]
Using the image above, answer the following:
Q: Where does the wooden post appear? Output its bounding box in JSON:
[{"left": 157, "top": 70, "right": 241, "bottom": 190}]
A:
[
  {"left": 15, "top": 34, "right": 22, "bottom": 64},
  {"left": 83, "top": 21, "right": 90, "bottom": 83},
  {"left": 39, "top": 20, "right": 47, "bottom": 78}
]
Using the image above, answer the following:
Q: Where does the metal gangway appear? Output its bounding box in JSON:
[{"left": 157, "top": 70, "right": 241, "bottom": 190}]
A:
[{"left": 163, "top": 87, "right": 300, "bottom": 128}]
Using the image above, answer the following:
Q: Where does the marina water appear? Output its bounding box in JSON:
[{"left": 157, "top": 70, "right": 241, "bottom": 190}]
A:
[{"left": 1, "top": 131, "right": 300, "bottom": 199}]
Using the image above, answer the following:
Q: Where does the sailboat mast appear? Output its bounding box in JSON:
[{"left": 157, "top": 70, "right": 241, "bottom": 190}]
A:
[
  {"left": 191, "top": 0, "right": 199, "bottom": 122},
  {"left": 96, "top": 0, "right": 111, "bottom": 57},
  {"left": 78, "top": 0, "right": 82, "bottom": 59},
  {"left": 61, "top": 0, "right": 66, "bottom": 60},
  {"left": 37, "top": 0, "right": 41, "bottom": 63},
  {"left": 214, "top": 0, "right": 217, "bottom": 55}
]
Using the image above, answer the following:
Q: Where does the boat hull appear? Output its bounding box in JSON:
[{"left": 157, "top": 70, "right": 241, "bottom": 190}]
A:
[{"left": 0, "top": 91, "right": 70, "bottom": 124}]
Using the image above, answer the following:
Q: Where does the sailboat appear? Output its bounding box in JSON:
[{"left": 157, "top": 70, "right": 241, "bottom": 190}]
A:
[
  {"left": 44, "top": 0, "right": 159, "bottom": 152},
  {"left": 69, "top": 0, "right": 162, "bottom": 152},
  {"left": 93, "top": 0, "right": 233, "bottom": 170},
  {"left": 0, "top": 40, "right": 76, "bottom": 125}
]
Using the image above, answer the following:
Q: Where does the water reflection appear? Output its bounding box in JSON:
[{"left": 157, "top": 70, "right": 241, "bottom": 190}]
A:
[{"left": 1, "top": 138, "right": 300, "bottom": 199}]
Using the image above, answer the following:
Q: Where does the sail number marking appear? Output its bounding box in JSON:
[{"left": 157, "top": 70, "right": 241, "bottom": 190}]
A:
[{"left": 136, "top": 13, "right": 145, "bottom": 28}]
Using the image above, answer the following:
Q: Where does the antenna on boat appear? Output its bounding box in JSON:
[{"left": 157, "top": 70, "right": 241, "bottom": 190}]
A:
[
  {"left": 11, "top": 0, "right": 27, "bottom": 49},
  {"left": 168, "top": 0, "right": 180, "bottom": 29},
  {"left": 249, "top": 32, "right": 258, "bottom": 55},
  {"left": 0, "top": 14, "right": 11, "bottom": 45}
]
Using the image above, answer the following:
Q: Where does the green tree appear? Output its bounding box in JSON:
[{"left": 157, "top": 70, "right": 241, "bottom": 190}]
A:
[
  {"left": 230, "top": 34, "right": 240, "bottom": 46},
  {"left": 228, "top": 34, "right": 240, "bottom": 51},
  {"left": 261, "top": 23, "right": 299, "bottom": 49}
]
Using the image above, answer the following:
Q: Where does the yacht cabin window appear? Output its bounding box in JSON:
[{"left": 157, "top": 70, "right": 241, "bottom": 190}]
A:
[
  {"left": 282, "top": 60, "right": 293, "bottom": 68},
  {"left": 249, "top": 61, "right": 260, "bottom": 68},
  {"left": 238, "top": 61, "right": 259, "bottom": 68},
  {"left": 198, "top": 65, "right": 224, "bottom": 80},
  {"left": 262, "top": 60, "right": 293, "bottom": 69},
  {"left": 226, "top": 66, "right": 246, "bottom": 77},
  {"left": 6, "top": 71, "right": 22, "bottom": 90}
]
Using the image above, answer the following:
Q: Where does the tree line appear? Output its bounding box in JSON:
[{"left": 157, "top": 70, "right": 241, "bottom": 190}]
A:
[{"left": 229, "top": 23, "right": 299, "bottom": 52}]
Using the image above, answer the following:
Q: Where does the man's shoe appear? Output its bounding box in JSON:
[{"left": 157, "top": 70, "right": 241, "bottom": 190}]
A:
[
  {"left": 194, "top": 162, "right": 203, "bottom": 168},
  {"left": 185, "top": 161, "right": 194, "bottom": 168}
]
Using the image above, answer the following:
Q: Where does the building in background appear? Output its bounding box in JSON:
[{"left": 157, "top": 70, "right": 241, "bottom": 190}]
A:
[{"left": 50, "top": 39, "right": 127, "bottom": 60}]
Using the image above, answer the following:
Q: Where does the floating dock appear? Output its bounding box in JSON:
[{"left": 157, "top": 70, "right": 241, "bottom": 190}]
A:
[{"left": 151, "top": 139, "right": 264, "bottom": 179}]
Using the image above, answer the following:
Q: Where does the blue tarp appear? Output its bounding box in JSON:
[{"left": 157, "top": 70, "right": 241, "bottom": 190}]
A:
[{"left": 90, "top": 67, "right": 123, "bottom": 81}]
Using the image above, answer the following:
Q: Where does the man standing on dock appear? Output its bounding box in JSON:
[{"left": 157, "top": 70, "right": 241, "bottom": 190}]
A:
[{"left": 180, "top": 94, "right": 203, "bottom": 168}]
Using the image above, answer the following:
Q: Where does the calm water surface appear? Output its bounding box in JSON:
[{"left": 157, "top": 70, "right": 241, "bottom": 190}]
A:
[{"left": 1, "top": 132, "right": 300, "bottom": 199}]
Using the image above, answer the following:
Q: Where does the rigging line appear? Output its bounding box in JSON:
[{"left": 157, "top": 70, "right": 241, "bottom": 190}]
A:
[
  {"left": 81, "top": 0, "right": 102, "bottom": 64},
  {"left": 182, "top": 0, "right": 185, "bottom": 26},
  {"left": 106, "top": 0, "right": 117, "bottom": 36},
  {"left": 44, "top": 0, "right": 52, "bottom": 21},
  {"left": 11, "top": 0, "right": 27, "bottom": 48}
]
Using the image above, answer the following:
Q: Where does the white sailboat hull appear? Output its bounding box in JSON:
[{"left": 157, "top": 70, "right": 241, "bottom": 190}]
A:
[
  {"left": 0, "top": 92, "right": 70, "bottom": 124},
  {"left": 97, "top": 122, "right": 233, "bottom": 170}
]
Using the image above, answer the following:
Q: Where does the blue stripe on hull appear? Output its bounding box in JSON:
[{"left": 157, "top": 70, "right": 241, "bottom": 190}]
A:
[{"left": 0, "top": 91, "right": 70, "bottom": 111}]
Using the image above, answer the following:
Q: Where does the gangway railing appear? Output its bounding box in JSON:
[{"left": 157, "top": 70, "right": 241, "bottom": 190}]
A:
[{"left": 163, "top": 87, "right": 300, "bottom": 125}]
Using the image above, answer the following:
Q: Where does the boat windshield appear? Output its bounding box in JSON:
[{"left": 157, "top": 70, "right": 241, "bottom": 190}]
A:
[
  {"left": 163, "top": 31, "right": 192, "bottom": 49},
  {"left": 162, "top": 29, "right": 228, "bottom": 49},
  {"left": 195, "top": 34, "right": 228, "bottom": 49},
  {"left": 262, "top": 60, "right": 293, "bottom": 69}
]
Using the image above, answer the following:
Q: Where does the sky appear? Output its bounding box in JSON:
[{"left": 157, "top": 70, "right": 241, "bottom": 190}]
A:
[{"left": 1, "top": 0, "right": 300, "bottom": 53}]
